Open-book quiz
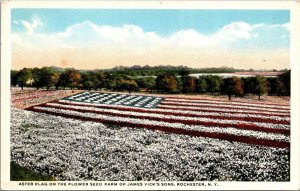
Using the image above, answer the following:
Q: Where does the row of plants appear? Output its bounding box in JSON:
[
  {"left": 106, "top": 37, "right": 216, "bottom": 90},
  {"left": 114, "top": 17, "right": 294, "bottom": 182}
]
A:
[{"left": 11, "top": 67, "right": 290, "bottom": 99}]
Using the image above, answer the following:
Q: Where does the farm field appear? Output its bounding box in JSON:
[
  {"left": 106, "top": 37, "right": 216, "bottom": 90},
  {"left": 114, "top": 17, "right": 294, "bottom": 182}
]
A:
[{"left": 10, "top": 90, "right": 290, "bottom": 181}]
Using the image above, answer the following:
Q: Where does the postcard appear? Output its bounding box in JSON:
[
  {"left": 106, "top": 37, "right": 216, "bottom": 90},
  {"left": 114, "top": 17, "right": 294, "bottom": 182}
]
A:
[{"left": 1, "top": 0, "right": 300, "bottom": 190}]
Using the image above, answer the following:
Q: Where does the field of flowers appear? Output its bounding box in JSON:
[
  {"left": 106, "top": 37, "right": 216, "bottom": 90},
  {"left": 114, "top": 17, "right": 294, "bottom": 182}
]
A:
[{"left": 11, "top": 91, "right": 290, "bottom": 181}]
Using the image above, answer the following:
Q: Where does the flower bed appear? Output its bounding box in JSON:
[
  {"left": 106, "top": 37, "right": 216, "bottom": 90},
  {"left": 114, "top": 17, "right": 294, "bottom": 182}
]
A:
[
  {"left": 12, "top": 91, "right": 290, "bottom": 181},
  {"left": 11, "top": 108, "right": 290, "bottom": 181},
  {"left": 25, "top": 91, "right": 290, "bottom": 149}
]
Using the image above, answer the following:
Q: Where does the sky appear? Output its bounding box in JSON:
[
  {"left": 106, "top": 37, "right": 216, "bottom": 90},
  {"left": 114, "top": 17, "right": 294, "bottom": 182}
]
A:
[{"left": 11, "top": 9, "right": 290, "bottom": 70}]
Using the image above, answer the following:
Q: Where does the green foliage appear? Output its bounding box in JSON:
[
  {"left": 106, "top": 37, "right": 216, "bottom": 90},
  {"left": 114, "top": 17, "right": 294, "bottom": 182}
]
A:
[
  {"left": 267, "top": 77, "right": 285, "bottom": 96},
  {"left": 156, "top": 74, "right": 179, "bottom": 93},
  {"left": 253, "top": 76, "right": 268, "bottom": 99},
  {"left": 10, "top": 162, "right": 55, "bottom": 181},
  {"left": 206, "top": 75, "right": 222, "bottom": 94},
  {"left": 10, "top": 66, "right": 290, "bottom": 99},
  {"left": 110, "top": 65, "right": 190, "bottom": 76},
  {"left": 279, "top": 70, "right": 290, "bottom": 96},
  {"left": 182, "top": 76, "right": 197, "bottom": 93},
  {"left": 136, "top": 77, "right": 156, "bottom": 92},
  {"left": 31, "top": 67, "right": 42, "bottom": 90},
  {"left": 94, "top": 71, "right": 106, "bottom": 90},
  {"left": 241, "top": 77, "right": 255, "bottom": 96},
  {"left": 179, "top": 68, "right": 190, "bottom": 76},
  {"left": 40, "top": 67, "right": 59, "bottom": 90},
  {"left": 16, "top": 68, "right": 32, "bottom": 90},
  {"left": 57, "top": 69, "right": 81, "bottom": 89},
  {"left": 109, "top": 65, "right": 240, "bottom": 76},
  {"left": 82, "top": 80, "right": 95, "bottom": 90},
  {"left": 266, "top": 70, "right": 290, "bottom": 96},
  {"left": 197, "top": 76, "right": 208, "bottom": 93},
  {"left": 11, "top": 70, "right": 19, "bottom": 86},
  {"left": 221, "top": 77, "right": 243, "bottom": 100},
  {"left": 117, "top": 79, "right": 139, "bottom": 93}
]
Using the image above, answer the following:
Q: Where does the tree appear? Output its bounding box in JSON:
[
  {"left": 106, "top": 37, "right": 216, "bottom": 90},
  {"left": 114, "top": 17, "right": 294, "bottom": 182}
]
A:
[
  {"left": 57, "top": 69, "right": 81, "bottom": 89},
  {"left": 94, "top": 71, "right": 106, "bottom": 90},
  {"left": 253, "top": 76, "right": 268, "bottom": 99},
  {"left": 279, "top": 70, "right": 290, "bottom": 96},
  {"left": 143, "top": 77, "right": 156, "bottom": 92},
  {"left": 38, "top": 67, "right": 59, "bottom": 90},
  {"left": 156, "top": 74, "right": 179, "bottom": 93},
  {"left": 103, "top": 73, "right": 130, "bottom": 91},
  {"left": 179, "top": 68, "right": 190, "bottom": 77},
  {"left": 182, "top": 76, "right": 196, "bottom": 93},
  {"left": 242, "top": 77, "right": 255, "bottom": 96},
  {"left": 81, "top": 71, "right": 96, "bottom": 90},
  {"left": 11, "top": 70, "right": 19, "bottom": 87},
  {"left": 117, "top": 80, "right": 139, "bottom": 93},
  {"left": 221, "top": 77, "right": 243, "bottom": 100},
  {"left": 206, "top": 75, "right": 221, "bottom": 94},
  {"left": 104, "top": 74, "right": 118, "bottom": 91},
  {"left": 197, "top": 76, "right": 207, "bottom": 93},
  {"left": 69, "top": 70, "right": 81, "bottom": 89},
  {"left": 82, "top": 81, "right": 95, "bottom": 90},
  {"left": 31, "top": 68, "right": 42, "bottom": 90},
  {"left": 267, "top": 77, "right": 285, "bottom": 96},
  {"left": 16, "top": 68, "right": 32, "bottom": 90},
  {"left": 57, "top": 71, "right": 68, "bottom": 89},
  {"left": 136, "top": 77, "right": 156, "bottom": 92}
]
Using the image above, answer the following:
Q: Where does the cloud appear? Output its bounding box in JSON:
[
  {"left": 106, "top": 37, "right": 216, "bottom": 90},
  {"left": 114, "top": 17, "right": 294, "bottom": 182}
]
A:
[
  {"left": 18, "top": 16, "right": 43, "bottom": 35},
  {"left": 11, "top": 20, "right": 290, "bottom": 70},
  {"left": 12, "top": 20, "right": 289, "bottom": 50},
  {"left": 57, "top": 21, "right": 162, "bottom": 47},
  {"left": 218, "top": 22, "right": 253, "bottom": 39}
]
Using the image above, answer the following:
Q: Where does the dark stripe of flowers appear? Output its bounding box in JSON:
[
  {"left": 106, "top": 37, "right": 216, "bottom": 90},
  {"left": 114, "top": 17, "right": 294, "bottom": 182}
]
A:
[
  {"left": 55, "top": 100, "right": 289, "bottom": 125},
  {"left": 164, "top": 96, "right": 290, "bottom": 107},
  {"left": 25, "top": 106, "right": 290, "bottom": 149},
  {"left": 157, "top": 105, "right": 289, "bottom": 118},
  {"left": 160, "top": 102, "right": 289, "bottom": 114},
  {"left": 39, "top": 104, "right": 289, "bottom": 135},
  {"left": 165, "top": 99, "right": 290, "bottom": 111}
]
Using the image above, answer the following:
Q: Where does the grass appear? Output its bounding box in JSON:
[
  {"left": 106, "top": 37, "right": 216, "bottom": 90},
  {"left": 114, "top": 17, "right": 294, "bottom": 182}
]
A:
[{"left": 10, "top": 161, "right": 56, "bottom": 181}]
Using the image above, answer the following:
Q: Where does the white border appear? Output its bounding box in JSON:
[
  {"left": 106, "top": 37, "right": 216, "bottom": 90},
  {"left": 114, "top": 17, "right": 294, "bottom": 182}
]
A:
[{"left": 1, "top": 0, "right": 300, "bottom": 190}]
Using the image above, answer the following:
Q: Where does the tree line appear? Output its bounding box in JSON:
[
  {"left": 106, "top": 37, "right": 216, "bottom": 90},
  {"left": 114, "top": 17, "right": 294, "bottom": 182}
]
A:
[
  {"left": 11, "top": 67, "right": 290, "bottom": 100},
  {"left": 102, "top": 65, "right": 287, "bottom": 77}
]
